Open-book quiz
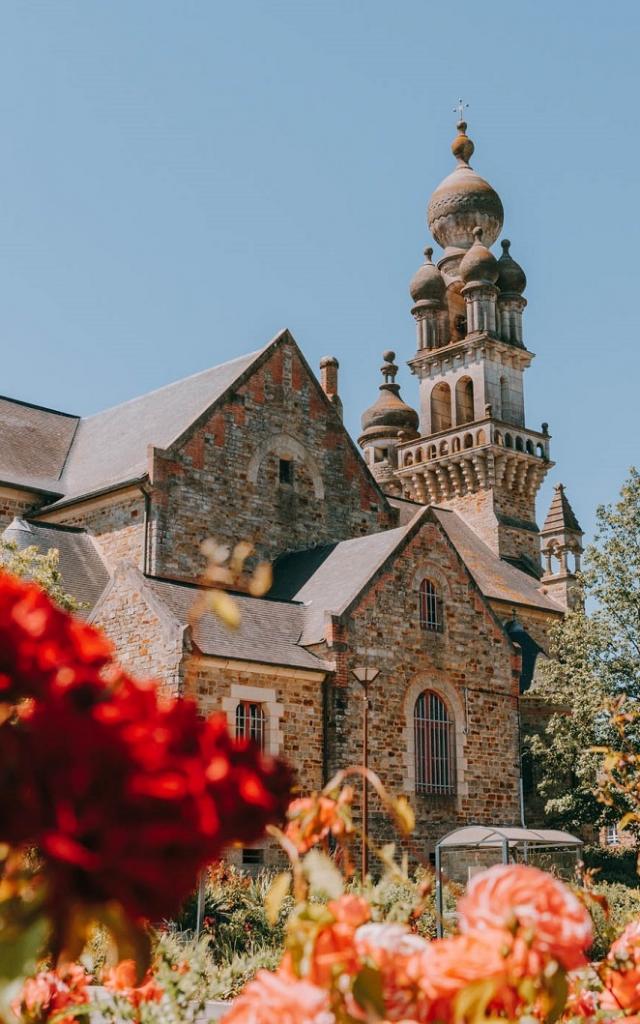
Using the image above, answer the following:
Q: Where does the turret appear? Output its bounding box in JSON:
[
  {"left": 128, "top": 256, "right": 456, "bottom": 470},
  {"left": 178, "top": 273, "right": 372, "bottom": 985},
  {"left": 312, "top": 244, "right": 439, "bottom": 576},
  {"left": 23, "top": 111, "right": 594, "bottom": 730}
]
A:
[
  {"left": 358, "top": 351, "right": 419, "bottom": 494},
  {"left": 540, "top": 484, "right": 584, "bottom": 609}
]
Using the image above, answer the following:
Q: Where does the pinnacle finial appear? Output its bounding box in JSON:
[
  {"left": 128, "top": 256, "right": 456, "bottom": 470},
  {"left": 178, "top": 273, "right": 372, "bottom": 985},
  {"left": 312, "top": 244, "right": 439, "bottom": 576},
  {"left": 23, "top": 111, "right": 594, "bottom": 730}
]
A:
[
  {"left": 381, "top": 350, "right": 398, "bottom": 385},
  {"left": 424, "top": 246, "right": 434, "bottom": 262},
  {"left": 501, "top": 239, "right": 511, "bottom": 253},
  {"left": 453, "top": 98, "right": 469, "bottom": 123},
  {"left": 451, "top": 111, "right": 474, "bottom": 165}
]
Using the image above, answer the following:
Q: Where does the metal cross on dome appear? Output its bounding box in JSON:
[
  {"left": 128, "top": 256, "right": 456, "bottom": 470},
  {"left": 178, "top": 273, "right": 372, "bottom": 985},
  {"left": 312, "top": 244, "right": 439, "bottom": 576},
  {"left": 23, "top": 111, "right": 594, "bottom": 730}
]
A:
[{"left": 454, "top": 98, "right": 469, "bottom": 121}]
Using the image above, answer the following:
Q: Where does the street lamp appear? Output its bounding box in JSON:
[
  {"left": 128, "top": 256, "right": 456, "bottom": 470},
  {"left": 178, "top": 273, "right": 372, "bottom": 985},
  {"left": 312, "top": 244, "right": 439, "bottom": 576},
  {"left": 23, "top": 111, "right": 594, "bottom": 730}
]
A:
[{"left": 352, "top": 665, "right": 380, "bottom": 878}]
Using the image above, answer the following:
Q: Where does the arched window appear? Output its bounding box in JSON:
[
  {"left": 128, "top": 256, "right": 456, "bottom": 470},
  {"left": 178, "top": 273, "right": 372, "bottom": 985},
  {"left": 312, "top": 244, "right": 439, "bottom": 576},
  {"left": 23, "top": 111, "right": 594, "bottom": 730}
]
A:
[
  {"left": 235, "top": 701, "right": 266, "bottom": 750},
  {"left": 455, "top": 377, "right": 474, "bottom": 425},
  {"left": 414, "top": 690, "right": 456, "bottom": 795},
  {"left": 430, "top": 383, "right": 452, "bottom": 433},
  {"left": 419, "top": 578, "right": 443, "bottom": 633}
]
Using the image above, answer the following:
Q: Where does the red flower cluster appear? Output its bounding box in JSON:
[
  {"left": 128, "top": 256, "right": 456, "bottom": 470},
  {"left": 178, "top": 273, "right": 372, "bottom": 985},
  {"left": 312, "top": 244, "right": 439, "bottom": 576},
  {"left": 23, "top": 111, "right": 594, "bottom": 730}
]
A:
[
  {"left": 0, "top": 571, "right": 292, "bottom": 923},
  {"left": 13, "top": 963, "right": 91, "bottom": 1024}
]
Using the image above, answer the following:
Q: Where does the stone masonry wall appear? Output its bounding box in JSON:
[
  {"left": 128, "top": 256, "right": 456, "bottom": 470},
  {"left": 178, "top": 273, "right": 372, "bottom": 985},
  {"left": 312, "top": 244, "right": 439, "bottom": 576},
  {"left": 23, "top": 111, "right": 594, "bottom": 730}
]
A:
[
  {"left": 49, "top": 493, "right": 146, "bottom": 571},
  {"left": 91, "top": 570, "right": 184, "bottom": 699},
  {"left": 322, "top": 514, "right": 521, "bottom": 860},
  {"left": 0, "top": 488, "right": 42, "bottom": 529},
  {"left": 148, "top": 337, "right": 397, "bottom": 581},
  {"left": 187, "top": 656, "right": 327, "bottom": 869},
  {"left": 439, "top": 486, "right": 540, "bottom": 569}
]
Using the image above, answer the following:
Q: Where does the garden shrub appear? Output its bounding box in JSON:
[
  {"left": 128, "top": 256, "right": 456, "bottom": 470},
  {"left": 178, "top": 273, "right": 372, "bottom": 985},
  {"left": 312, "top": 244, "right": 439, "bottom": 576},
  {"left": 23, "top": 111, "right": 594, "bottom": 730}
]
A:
[
  {"left": 586, "top": 882, "right": 640, "bottom": 960},
  {"left": 584, "top": 844, "right": 640, "bottom": 887}
]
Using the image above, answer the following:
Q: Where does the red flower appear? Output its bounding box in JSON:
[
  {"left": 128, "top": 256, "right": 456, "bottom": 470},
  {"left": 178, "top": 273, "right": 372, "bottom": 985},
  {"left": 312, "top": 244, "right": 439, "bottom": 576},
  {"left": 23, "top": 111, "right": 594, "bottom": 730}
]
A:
[
  {"left": 102, "top": 960, "right": 164, "bottom": 1008},
  {"left": 0, "top": 572, "right": 293, "bottom": 926},
  {"left": 14, "top": 963, "right": 91, "bottom": 1024}
]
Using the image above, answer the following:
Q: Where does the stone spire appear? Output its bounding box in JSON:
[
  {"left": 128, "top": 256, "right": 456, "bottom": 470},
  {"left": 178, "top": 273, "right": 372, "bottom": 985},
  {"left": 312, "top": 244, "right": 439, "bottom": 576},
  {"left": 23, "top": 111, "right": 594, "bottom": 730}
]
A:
[
  {"left": 358, "top": 351, "right": 419, "bottom": 495},
  {"left": 540, "top": 484, "right": 584, "bottom": 609},
  {"left": 396, "top": 118, "right": 552, "bottom": 570}
]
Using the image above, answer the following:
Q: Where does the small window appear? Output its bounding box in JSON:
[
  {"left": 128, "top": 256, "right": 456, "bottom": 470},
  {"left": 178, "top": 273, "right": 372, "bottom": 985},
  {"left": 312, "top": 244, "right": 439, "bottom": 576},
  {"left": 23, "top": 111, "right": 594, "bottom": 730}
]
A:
[
  {"left": 605, "top": 825, "right": 619, "bottom": 847},
  {"left": 279, "top": 458, "right": 293, "bottom": 485},
  {"left": 419, "top": 579, "right": 443, "bottom": 633},
  {"left": 235, "top": 701, "right": 266, "bottom": 750},
  {"left": 242, "top": 848, "right": 264, "bottom": 866},
  {"left": 414, "top": 690, "right": 456, "bottom": 795}
]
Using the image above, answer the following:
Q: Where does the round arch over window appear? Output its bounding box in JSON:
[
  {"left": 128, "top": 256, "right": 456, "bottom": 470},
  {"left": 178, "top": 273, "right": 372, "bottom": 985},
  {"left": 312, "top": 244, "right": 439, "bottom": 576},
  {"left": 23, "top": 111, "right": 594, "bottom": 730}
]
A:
[{"left": 414, "top": 690, "right": 456, "bottom": 795}]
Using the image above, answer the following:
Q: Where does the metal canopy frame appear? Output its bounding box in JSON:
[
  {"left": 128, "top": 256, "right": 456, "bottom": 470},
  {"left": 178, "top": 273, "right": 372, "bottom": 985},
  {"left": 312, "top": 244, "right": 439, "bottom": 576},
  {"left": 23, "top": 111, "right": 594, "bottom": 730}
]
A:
[{"left": 434, "top": 824, "right": 584, "bottom": 937}]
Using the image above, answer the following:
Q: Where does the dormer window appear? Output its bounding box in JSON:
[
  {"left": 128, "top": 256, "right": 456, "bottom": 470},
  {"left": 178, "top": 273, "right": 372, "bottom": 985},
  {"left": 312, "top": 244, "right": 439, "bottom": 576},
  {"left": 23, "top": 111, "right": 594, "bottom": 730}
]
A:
[{"left": 279, "top": 458, "right": 293, "bottom": 485}]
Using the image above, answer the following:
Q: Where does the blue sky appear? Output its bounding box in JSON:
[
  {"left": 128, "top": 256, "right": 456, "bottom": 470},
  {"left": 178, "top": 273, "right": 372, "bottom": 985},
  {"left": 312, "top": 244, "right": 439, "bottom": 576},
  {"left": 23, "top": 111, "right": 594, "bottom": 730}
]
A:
[{"left": 0, "top": 1, "right": 636, "bottom": 544}]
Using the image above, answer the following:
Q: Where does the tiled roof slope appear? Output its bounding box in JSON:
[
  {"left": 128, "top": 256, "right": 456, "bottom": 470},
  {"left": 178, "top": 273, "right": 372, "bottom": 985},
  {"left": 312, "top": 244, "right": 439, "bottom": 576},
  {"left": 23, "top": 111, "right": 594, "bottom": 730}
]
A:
[
  {"left": 431, "top": 507, "right": 563, "bottom": 613},
  {"left": 0, "top": 397, "right": 78, "bottom": 492},
  {"left": 146, "top": 577, "right": 331, "bottom": 672},
  {"left": 271, "top": 520, "right": 418, "bottom": 643},
  {"left": 4, "top": 339, "right": 276, "bottom": 507},
  {"left": 1, "top": 518, "right": 110, "bottom": 611},
  {"left": 54, "top": 345, "right": 268, "bottom": 504},
  {"left": 542, "top": 484, "right": 582, "bottom": 534}
]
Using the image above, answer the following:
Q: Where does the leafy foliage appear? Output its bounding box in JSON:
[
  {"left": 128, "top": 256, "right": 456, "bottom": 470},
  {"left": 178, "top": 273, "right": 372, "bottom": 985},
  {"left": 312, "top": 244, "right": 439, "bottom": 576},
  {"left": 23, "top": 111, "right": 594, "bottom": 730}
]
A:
[
  {"left": 527, "top": 468, "right": 640, "bottom": 834},
  {"left": 0, "top": 539, "right": 79, "bottom": 612}
]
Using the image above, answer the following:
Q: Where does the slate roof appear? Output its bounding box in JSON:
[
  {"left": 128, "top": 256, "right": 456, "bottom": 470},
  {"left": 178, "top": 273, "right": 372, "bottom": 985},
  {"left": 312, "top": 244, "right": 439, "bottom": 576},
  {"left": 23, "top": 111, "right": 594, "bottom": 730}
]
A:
[
  {"left": 271, "top": 520, "right": 420, "bottom": 643},
  {"left": 542, "top": 484, "right": 582, "bottom": 534},
  {"left": 1, "top": 518, "right": 110, "bottom": 611},
  {"left": 0, "top": 397, "right": 78, "bottom": 493},
  {"left": 431, "top": 507, "right": 563, "bottom": 613},
  {"left": 145, "top": 577, "right": 331, "bottom": 672},
  {"left": 2, "top": 339, "right": 275, "bottom": 508}
]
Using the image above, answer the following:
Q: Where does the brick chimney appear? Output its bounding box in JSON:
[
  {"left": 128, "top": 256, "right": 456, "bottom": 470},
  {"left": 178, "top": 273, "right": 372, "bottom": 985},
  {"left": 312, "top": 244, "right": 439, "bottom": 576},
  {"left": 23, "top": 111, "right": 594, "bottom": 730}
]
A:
[{"left": 319, "top": 355, "right": 343, "bottom": 419}]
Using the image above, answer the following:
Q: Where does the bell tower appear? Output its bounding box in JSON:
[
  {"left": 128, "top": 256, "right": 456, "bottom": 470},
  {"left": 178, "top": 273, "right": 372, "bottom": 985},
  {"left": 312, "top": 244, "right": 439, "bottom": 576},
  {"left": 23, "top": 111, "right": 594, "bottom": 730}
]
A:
[{"left": 395, "top": 119, "right": 552, "bottom": 574}]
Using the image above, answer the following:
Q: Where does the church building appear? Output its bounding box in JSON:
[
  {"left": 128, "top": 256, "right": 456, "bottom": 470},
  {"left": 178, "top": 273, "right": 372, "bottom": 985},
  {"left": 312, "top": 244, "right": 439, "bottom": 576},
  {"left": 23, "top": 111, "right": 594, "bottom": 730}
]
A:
[{"left": 0, "top": 119, "right": 582, "bottom": 862}]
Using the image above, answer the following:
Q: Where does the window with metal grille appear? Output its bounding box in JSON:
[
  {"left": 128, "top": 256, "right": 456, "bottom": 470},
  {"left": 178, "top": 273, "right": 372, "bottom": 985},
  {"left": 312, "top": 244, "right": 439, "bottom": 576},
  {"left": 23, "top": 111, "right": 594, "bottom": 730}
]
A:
[
  {"left": 242, "top": 848, "right": 264, "bottom": 865},
  {"left": 419, "top": 579, "right": 443, "bottom": 632},
  {"left": 235, "top": 701, "right": 266, "bottom": 750},
  {"left": 414, "top": 690, "right": 456, "bottom": 796}
]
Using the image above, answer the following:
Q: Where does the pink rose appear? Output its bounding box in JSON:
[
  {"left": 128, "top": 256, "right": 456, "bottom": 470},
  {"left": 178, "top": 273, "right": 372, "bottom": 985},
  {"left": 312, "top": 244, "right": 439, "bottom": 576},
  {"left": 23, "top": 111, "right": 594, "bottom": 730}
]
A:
[{"left": 222, "top": 971, "right": 335, "bottom": 1024}]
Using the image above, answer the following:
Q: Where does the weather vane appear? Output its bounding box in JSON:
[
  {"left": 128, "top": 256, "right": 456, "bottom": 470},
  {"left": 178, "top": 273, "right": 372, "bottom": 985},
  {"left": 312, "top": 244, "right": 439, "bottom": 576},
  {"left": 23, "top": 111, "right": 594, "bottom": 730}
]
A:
[{"left": 454, "top": 98, "right": 469, "bottom": 122}]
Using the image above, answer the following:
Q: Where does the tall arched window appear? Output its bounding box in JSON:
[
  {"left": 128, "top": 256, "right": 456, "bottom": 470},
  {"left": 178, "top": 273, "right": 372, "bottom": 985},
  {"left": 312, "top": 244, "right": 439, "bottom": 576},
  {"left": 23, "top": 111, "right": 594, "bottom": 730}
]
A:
[
  {"left": 430, "top": 383, "right": 452, "bottom": 433},
  {"left": 455, "top": 377, "right": 474, "bottom": 425},
  {"left": 414, "top": 690, "right": 456, "bottom": 795},
  {"left": 235, "top": 701, "right": 266, "bottom": 750},
  {"left": 419, "top": 579, "right": 443, "bottom": 633}
]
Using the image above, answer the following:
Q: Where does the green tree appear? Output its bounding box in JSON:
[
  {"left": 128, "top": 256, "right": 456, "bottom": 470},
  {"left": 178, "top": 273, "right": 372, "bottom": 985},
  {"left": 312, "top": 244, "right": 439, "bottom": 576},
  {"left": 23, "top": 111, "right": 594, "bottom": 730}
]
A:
[
  {"left": 527, "top": 468, "right": 640, "bottom": 836},
  {"left": 0, "top": 539, "right": 80, "bottom": 612}
]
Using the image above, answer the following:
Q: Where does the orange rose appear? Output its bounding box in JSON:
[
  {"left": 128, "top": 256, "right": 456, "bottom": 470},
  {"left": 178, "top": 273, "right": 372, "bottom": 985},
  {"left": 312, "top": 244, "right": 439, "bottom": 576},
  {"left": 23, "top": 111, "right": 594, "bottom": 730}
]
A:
[
  {"left": 415, "top": 928, "right": 529, "bottom": 1023},
  {"left": 354, "top": 923, "right": 431, "bottom": 1021},
  {"left": 458, "top": 864, "right": 593, "bottom": 970},
  {"left": 102, "top": 959, "right": 164, "bottom": 1007},
  {"left": 285, "top": 788, "right": 354, "bottom": 853},
  {"left": 221, "top": 970, "right": 335, "bottom": 1024},
  {"left": 602, "top": 919, "right": 640, "bottom": 1012}
]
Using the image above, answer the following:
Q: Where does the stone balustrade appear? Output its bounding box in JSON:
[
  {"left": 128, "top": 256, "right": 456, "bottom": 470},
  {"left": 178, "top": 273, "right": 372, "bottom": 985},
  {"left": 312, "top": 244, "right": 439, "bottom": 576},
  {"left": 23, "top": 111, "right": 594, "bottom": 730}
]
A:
[{"left": 397, "top": 418, "right": 550, "bottom": 470}]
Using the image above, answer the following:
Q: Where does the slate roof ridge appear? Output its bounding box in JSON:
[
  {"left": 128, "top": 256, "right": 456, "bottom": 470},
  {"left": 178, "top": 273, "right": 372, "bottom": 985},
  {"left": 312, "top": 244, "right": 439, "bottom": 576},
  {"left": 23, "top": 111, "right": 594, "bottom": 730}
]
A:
[
  {"left": 0, "top": 393, "right": 79, "bottom": 420},
  {"left": 76, "top": 346, "right": 268, "bottom": 426},
  {"left": 142, "top": 571, "right": 306, "bottom": 608}
]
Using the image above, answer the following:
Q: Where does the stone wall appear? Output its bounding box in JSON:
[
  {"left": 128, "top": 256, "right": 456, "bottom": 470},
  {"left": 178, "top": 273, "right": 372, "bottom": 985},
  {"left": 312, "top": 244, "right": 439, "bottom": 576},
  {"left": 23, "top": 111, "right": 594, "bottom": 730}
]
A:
[
  {"left": 91, "top": 568, "right": 184, "bottom": 698},
  {"left": 322, "top": 514, "right": 521, "bottom": 859},
  {"left": 148, "top": 336, "right": 397, "bottom": 582},
  {"left": 0, "top": 487, "right": 42, "bottom": 529},
  {"left": 46, "top": 492, "right": 146, "bottom": 571}
]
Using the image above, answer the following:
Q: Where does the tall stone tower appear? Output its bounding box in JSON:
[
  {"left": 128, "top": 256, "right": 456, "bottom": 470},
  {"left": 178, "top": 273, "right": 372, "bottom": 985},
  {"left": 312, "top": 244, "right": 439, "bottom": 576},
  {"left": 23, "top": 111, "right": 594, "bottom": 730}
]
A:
[{"left": 395, "top": 119, "right": 553, "bottom": 573}]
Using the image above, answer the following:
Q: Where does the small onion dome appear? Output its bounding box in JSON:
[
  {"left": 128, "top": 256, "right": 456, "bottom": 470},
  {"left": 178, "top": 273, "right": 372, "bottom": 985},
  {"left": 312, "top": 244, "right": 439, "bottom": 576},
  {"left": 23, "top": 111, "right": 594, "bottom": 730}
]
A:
[
  {"left": 409, "top": 247, "right": 446, "bottom": 304},
  {"left": 427, "top": 121, "right": 504, "bottom": 252},
  {"left": 497, "top": 239, "right": 526, "bottom": 295},
  {"left": 360, "top": 350, "right": 419, "bottom": 440},
  {"left": 460, "top": 227, "right": 499, "bottom": 285}
]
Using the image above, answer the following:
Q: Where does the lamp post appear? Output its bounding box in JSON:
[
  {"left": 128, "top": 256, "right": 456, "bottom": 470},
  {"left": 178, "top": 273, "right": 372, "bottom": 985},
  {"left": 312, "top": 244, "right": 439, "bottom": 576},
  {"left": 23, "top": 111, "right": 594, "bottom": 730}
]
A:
[{"left": 352, "top": 665, "right": 380, "bottom": 878}]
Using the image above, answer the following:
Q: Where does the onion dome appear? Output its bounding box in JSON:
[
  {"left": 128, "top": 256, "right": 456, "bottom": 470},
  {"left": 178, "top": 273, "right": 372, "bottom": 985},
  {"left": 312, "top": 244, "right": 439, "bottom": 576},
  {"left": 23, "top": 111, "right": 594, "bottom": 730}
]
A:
[
  {"left": 427, "top": 121, "right": 504, "bottom": 253},
  {"left": 360, "top": 351, "right": 419, "bottom": 441},
  {"left": 497, "top": 239, "right": 526, "bottom": 295},
  {"left": 459, "top": 227, "right": 499, "bottom": 285},
  {"left": 409, "top": 247, "right": 446, "bottom": 304}
]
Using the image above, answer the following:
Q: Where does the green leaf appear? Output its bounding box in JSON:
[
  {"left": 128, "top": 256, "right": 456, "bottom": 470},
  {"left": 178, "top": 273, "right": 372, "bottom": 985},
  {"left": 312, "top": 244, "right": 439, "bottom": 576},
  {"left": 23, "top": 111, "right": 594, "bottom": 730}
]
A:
[
  {"left": 352, "top": 964, "right": 385, "bottom": 1018},
  {"left": 302, "top": 850, "right": 343, "bottom": 899},
  {"left": 453, "top": 978, "right": 499, "bottom": 1024}
]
